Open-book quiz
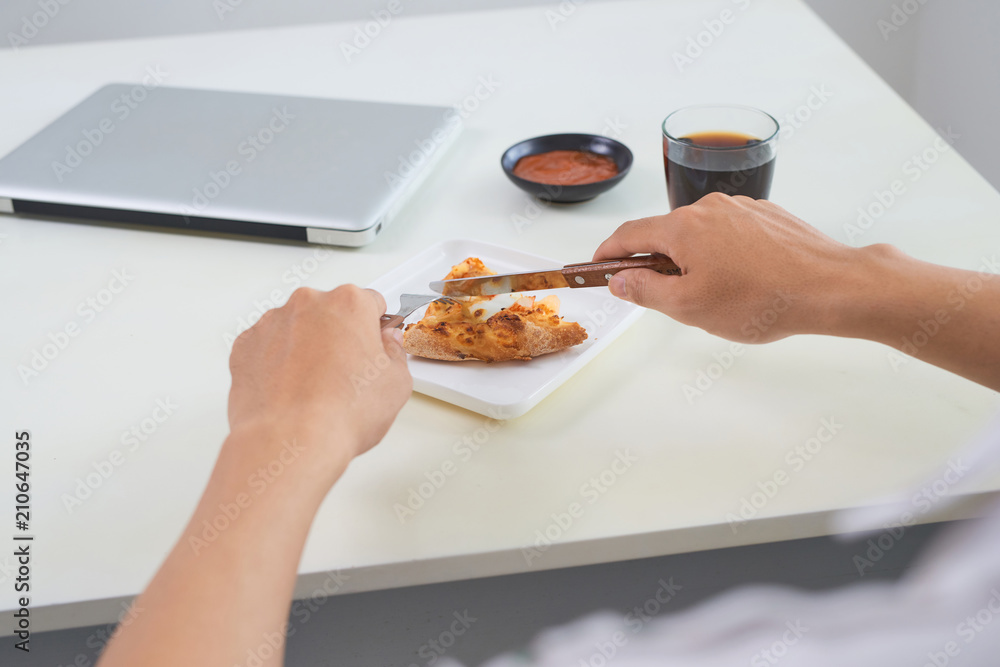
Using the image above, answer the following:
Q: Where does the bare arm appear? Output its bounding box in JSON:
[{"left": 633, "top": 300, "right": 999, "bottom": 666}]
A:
[
  {"left": 96, "top": 194, "right": 998, "bottom": 666},
  {"left": 97, "top": 285, "right": 412, "bottom": 667},
  {"left": 594, "top": 193, "right": 1000, "bottom": 391}
]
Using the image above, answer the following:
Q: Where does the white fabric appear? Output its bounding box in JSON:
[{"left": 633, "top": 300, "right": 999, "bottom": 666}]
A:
[{"left": 448, "top": 420, "right": 1000, "bottom": 667}]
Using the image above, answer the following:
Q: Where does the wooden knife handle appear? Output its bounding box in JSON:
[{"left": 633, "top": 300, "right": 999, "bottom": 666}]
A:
[{"left": 561, "top": 254, "right": 681, "bottom": 288}]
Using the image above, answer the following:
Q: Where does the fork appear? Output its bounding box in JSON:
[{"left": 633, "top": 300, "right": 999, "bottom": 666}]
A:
[{"left": 380, "top": 294, "right": 457, "bottom": 329}]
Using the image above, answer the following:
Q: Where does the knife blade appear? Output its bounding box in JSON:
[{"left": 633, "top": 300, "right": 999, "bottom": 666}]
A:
[{"left": 429, "top": 254, "right": 681, "bottom": 297}]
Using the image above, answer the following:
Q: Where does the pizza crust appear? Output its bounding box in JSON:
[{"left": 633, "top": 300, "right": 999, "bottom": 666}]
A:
[{"left": 403, "top": 259, "right": 588, "bottom": 363}]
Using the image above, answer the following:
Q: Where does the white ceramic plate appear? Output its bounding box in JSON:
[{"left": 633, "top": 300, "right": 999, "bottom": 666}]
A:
[{"left": 367, "top": 239, "right": 644, "bottom": 418}]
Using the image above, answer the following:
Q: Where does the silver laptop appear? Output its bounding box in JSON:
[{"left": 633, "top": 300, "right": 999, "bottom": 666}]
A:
[{"left": 0, "top": 85, "right": 461, "bottom": 246}]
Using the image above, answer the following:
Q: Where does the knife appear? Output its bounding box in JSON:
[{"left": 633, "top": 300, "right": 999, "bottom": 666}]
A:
[{"left": 429, "top": 254, "right": 681, "bottom": 297}]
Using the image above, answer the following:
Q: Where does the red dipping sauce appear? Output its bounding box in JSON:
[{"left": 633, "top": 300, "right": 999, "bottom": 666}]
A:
[{"left": 513, "top": 150, "right": 618, "bottom": 186}]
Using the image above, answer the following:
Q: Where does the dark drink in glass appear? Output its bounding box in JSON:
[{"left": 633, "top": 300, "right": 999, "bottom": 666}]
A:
[{"left": 662, "top": 106, "right": 779, "bottom": 210}]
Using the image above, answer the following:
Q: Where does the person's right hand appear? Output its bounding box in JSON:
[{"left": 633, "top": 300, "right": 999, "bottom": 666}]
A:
[
  {"left": 226, "top": 285, "right": 412, "bottom": 500},
  {"left": 593, "top": 193, "right": 890, "bottom": 343}
]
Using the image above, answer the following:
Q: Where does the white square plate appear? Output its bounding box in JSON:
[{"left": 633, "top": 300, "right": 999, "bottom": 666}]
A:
[{"left": 367, "top": 239, "right": 644, "bottom": 418}]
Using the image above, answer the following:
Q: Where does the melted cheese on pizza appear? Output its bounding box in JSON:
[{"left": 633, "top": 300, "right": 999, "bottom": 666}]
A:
[{"left": 403, "top": 258, "right": 588, "bottom": 362}]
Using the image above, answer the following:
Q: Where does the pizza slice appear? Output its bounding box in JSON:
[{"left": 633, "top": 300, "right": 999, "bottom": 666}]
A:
[{"left": 403, "top": 257, "right": 588, "bottom": 362}]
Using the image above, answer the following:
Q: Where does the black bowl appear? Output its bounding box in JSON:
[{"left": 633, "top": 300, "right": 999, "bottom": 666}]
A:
[{"left": 500, "top": 133, "right": 633, "bottom": 203}]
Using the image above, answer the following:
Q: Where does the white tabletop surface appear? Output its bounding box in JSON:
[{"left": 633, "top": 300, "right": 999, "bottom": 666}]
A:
[{"left": 2, "top": 0, "right": 1000, "bottom": 633}]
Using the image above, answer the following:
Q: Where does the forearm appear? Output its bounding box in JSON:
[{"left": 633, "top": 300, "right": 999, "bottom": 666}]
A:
[
  {"left": 98, "top": 425, "right": 346, "bottom": 667},
  {"left": 830, "top": 244, "right": 1000, "bottom": 391}
]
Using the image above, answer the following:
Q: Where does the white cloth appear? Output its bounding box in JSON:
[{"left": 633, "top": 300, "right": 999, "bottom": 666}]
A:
[{"left": 449, "top": 420, "right": 1000, "bottom": 667}]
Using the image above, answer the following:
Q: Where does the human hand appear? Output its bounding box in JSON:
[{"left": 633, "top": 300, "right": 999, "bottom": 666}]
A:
[
  {"left": 594, "top": 193, "right": 877, "bottom": 343},
  {"left": 226, "top": 286, "right": 412, "bottom": 491}
]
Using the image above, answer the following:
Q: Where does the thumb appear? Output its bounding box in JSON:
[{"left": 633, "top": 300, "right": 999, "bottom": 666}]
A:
[
  {"left": 381, "top": 326, "right": 408, "bottom": 360},
  {"left": 380, "top": 326, "right": 414, "bottom": 394},
  {"left": 608, "top": 269, "right": 679, "bottom": 314}
]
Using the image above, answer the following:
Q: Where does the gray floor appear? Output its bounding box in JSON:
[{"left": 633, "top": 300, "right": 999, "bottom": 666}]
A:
[{"left": 15, "top": 521, "right": 948, "bottom": 666}]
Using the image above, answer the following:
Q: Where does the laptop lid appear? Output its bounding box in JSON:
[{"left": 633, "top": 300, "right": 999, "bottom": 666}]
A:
[{"left": 0, "top": 84, "right": 462, "bottom": 246}]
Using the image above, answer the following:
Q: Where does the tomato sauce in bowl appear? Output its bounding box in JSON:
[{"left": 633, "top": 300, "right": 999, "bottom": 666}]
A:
[
  {"left": 500, "top": 133, "right": 632, "bottom": 203},
  {"left": 512, "top": 150, "right": 619, "bottom": 186}
]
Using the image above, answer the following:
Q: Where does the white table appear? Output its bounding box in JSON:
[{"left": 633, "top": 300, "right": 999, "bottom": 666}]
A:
[{"left": 3, "top": 0, "right": 999, "bottom": 633}]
